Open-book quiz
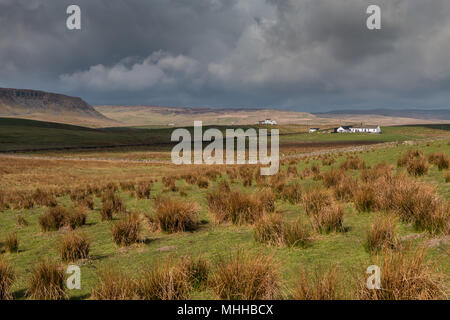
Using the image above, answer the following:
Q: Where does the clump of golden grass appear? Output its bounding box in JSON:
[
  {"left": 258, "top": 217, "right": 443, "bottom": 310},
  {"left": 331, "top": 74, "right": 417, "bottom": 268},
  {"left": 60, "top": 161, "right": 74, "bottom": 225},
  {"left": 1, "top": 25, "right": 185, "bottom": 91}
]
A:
[
  {"left": 66, "top": 207, "right": 87, "bottom": 229},
  {"left": 32, "top": 188, "right": 57, "bottom": 207},
  {"left": 211, "top": 251, "right": 279, "bottom": 300},
  {"left": 310, "top": 202, "right": 345, "bottom": 233},
  {"left": 292, "top": 266, "right": 344, "bottom": 300},
  {"left": 389, "top": 179, "right": 449, "bottom": 234},
  {"left": 154, "top": 196, "right": 199, "bottom": 233},
  {"left": 239, "top": 166, "right": 255, "bottom": 187},
  {"left": 91, "top": 268, "right": 139, "bottom": 300},
  {"left": 322, "top": 168, "right": 346, "bottom": 188},
  {"left": 254, "top": 214, "right": 311, "bottom": 247},
  {"left": 280, "top": 181, "right": 303, "bottom": 204},
  {"left": 10, "top": 191, "right": 34, "bottom": 210},
  {"left": 75, "top": 195, "right": 94, "bottom": 210},
  {"left": 360, "top": 162, "right": 393, "bottom": 182},
  {"left": 27, "top": 259, "right": 67, "bottom": 300},
  {"left": 111, "top": 213, "right": 142, "bottom": 246},
  {"left": 428, "top": 152, "right": 450, "bottom": 170},
  {"left": 445, "top": 171, "right": 450, "bottom": 182},
  {"left": 0, "top": 258, "right": 15, "bottom": 300},
  {"left": 196, "top": 177, "right": 209, "bottom": 189},
  {"left": 139, "top": 262, "right": 191, "bottom": 300},
  {"left": 120, "top": 181, "right": 135, "bottom": 192},
  {"left": 0, "top": 190, "right": 8, "bottom": 211},
  {"left": 101, "top": 189, "right": 125, "bottom": 220},
  {"left": 207, "top": 188, "right": 266, "bottom": 225},
  {"left": 136, "top": 181, "right": 152, "bottom": 199},
  {"left": 353, "top": 183, "right": 377, "bottom": 212},
  {"left": 366, "top": 215, "right": 399, "bottom": 253},
  {"left": 180, "top": 256, "right": 209, "bottom": 289},
  {"left": 397, "top": 150, "right": 429, "bottom": 176},
  {"left": 162, "top": 176, "right": 178, "bottom": 192},
  {"left": 39, "top": 206, "right": 87, "bottom": 231},
  {"left": 407, "top": 155, "right": 429, "bottom": 176},
  {"left": 333, "top": 175, "right": 356, "bottom": 201},
  {"left": 322, "top": 156, "right": 336, "bottom": 166},
  {"left": 4, "top": 232, "right": 19, "bottom": 253},
  {"left": 16, "top": 214, "right": 28, "bottom": 227},
  {"left": 270, "top": 173, "right": 287, "bottom": 192},
  {"left": 340, "top": 156, "right": 366, "bottom": 171},
  {"left": 205, "top": 169, "right": 221, "bottom": 181},
  {"left": 358, "top": 247, "right": 447, "bottom": 300},
  {"left": 258, "top": 188, "right": 276, "bottom": 213},
  {"left": 300, "top": 167, "right": 313, "bottom": 179},
  {"left": 302, "top": 188, "right": 334, "bottom": 215},
  {"left": 287, "top": 165, "right": 298, "bottom": 177},
  {"left": 59, "top": 231, "right": 90, "bottom": 262},
  {"left": 39, "top": 206, "right": 68, "bottom": 231}
]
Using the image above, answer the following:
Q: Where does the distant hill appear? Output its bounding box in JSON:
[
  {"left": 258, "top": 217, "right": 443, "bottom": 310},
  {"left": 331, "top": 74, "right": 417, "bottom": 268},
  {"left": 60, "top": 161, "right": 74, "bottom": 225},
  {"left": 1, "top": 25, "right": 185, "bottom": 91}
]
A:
[
  {"left": 94, "top": 105, "right": 320, "bottom": 126},
  {"left": 315, "top": 109, "right": 450, "bottom": 121},
  {"left": 0, "top": 88, "right": 116, "bottom": 127}
]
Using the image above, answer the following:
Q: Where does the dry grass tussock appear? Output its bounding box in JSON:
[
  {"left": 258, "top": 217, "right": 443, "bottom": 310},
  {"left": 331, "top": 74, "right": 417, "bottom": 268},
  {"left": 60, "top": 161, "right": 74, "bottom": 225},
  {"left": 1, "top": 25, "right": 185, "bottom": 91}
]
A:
[
  {"left": 207, "top": 185, "right": 274, "bottom": 225},
  {"left": 340, "top": 156, "right": 366, "bottom": 171},
  {"left": 302, "top": 188, "right": 334, "bottom": 216},
  {"left": 292, "top": 265, "right": 345, "bottom": 300},
  {"left": 101, "top": 189, "right": 125, "bottom": 220},
  {"left": 136, "top": 181, "right": 152, "bottom": 199},
  {"left": 59, "top": 231, "right": 90, "bottom": 262},
  {"left": 92, "top": 259, "right": 195, "bottom": 300},
  {"left": 4, "top": 232, "right": 19, "bottom": 253},
  {"left": 111, "top": 213, "right": 142, "bottom": 246},
  {"left": 397, "top": 149, "right": 429, "bottom": 176},
  {"left": 254, "top": 214, "right": 312, "bottom": 247},
  {"left": 279, "top": 181, "right": 303, "bottom": 204},
  {"left": 428, "top": 152, "right": 450, "bottom": 170},
  {"left": 310, "top": 201, "right": 345, "bottom": 233},
  {"left": 26, "top": 259, "right": 67, "bottom": 300},
  {"left": 211, "top": 251, "right": 280, "bottom": 300},
  {"left": 358, "top": 247, "right": 448, "bottom": 300},
  {"left": 39, "top": 206, "right": 87, "bottom": 231},
  {"left": 0, "top": 258, "right": 15, "bottom": 300},
  {"left": 366, "top": 215, "right": 399, "bottom": 253},
  {"left": 154, "top": 196, "right": 199, "bottom": 233}
]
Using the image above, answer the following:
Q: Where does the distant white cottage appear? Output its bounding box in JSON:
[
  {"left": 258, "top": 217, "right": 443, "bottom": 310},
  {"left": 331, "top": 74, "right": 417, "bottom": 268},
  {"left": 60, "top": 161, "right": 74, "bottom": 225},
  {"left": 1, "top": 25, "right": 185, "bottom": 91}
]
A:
[
  {"left": 309, "top": 128, "right": 320, "bottom": 133},
  {"left": 334, "top": 125, "right": 381, "bottom": 134},
  {"left": 350, "top": 125, "right": 381, "bottom": 134},
  {"left": 258, "top": 119, "right": 277, "bottom": 125},
  {"left": 335, "top": 126, "right": 352, "bottom": 133}
]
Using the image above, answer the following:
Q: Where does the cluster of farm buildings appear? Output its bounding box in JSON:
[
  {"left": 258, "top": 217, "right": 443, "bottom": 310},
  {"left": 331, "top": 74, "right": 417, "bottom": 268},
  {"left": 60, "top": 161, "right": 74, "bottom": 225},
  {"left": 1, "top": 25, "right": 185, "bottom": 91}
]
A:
[
  {"left": 258, "top": 119, "right": 381, "bottom": 134},
  {"left": 310, "top": 125, "right": 382, "bottom": 134}
]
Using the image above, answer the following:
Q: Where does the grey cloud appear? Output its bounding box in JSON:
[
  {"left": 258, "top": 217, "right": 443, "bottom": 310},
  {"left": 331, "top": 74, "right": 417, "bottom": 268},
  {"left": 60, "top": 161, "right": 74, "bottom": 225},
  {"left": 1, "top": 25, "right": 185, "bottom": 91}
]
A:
[{"left": 0, "top": 0, "right": 449, "bottom": 111}]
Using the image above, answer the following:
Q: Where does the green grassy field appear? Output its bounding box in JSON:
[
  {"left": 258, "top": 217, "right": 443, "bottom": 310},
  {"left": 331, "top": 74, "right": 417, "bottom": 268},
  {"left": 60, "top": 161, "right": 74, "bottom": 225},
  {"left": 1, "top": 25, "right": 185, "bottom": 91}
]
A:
[
  {"left": 2, "top": 118, "right": 449, "bottom": 153},
  {"left": 0, "top": 134, "right": 448, "bottom": 299}
]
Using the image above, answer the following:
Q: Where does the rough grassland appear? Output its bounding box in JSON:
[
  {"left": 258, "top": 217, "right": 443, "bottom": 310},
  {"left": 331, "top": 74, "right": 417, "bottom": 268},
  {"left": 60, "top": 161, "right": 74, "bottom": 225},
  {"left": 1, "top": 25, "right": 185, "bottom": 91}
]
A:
[{"left": 0, "top": 125, "right": 448, "bottom": 299}]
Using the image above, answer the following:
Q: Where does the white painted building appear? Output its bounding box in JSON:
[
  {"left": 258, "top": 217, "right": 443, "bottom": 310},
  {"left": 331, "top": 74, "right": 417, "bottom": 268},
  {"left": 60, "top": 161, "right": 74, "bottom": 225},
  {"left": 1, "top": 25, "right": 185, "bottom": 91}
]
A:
[
  {"left": 349, "top": 125, "right": 381, "bottom": 134},
  {"left": 335, "top": 126, "right": 352, "bottom": 133},
  {"left": 258, "top": 119, "right": 277, "bottom": 125},
  {"left": 309, "top": 128, "right": 320, "bottom": 133}
]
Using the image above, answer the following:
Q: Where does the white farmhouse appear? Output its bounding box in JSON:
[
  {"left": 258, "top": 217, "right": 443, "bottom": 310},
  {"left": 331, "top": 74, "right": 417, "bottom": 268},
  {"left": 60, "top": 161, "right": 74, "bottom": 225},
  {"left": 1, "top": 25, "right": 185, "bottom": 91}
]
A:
[
  {"left": 258, "top": 119, "right": 277, "bottom": 125},
  {"left": 309, "top": 128, "right": 320, "bottom": 133},
  {"left": 335, "top": 126, "right": 352, "bottom": 133},
  {"left": 350, "top": 125, "right": 381, "bottom": 134}
]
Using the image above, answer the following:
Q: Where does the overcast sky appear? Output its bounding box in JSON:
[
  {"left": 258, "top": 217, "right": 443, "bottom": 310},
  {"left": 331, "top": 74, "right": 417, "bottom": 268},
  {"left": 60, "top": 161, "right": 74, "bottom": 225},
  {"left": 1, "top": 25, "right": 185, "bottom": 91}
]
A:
[{"left": 1, "top": 0, "right": 449, "bottom": 111}]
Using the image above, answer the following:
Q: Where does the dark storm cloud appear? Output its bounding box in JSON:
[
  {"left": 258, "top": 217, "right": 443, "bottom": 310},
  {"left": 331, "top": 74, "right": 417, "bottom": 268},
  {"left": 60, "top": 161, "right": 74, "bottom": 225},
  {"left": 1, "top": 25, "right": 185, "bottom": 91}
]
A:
[{"left": 0, "top": 0, "right": 449, "bottom": 111}]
